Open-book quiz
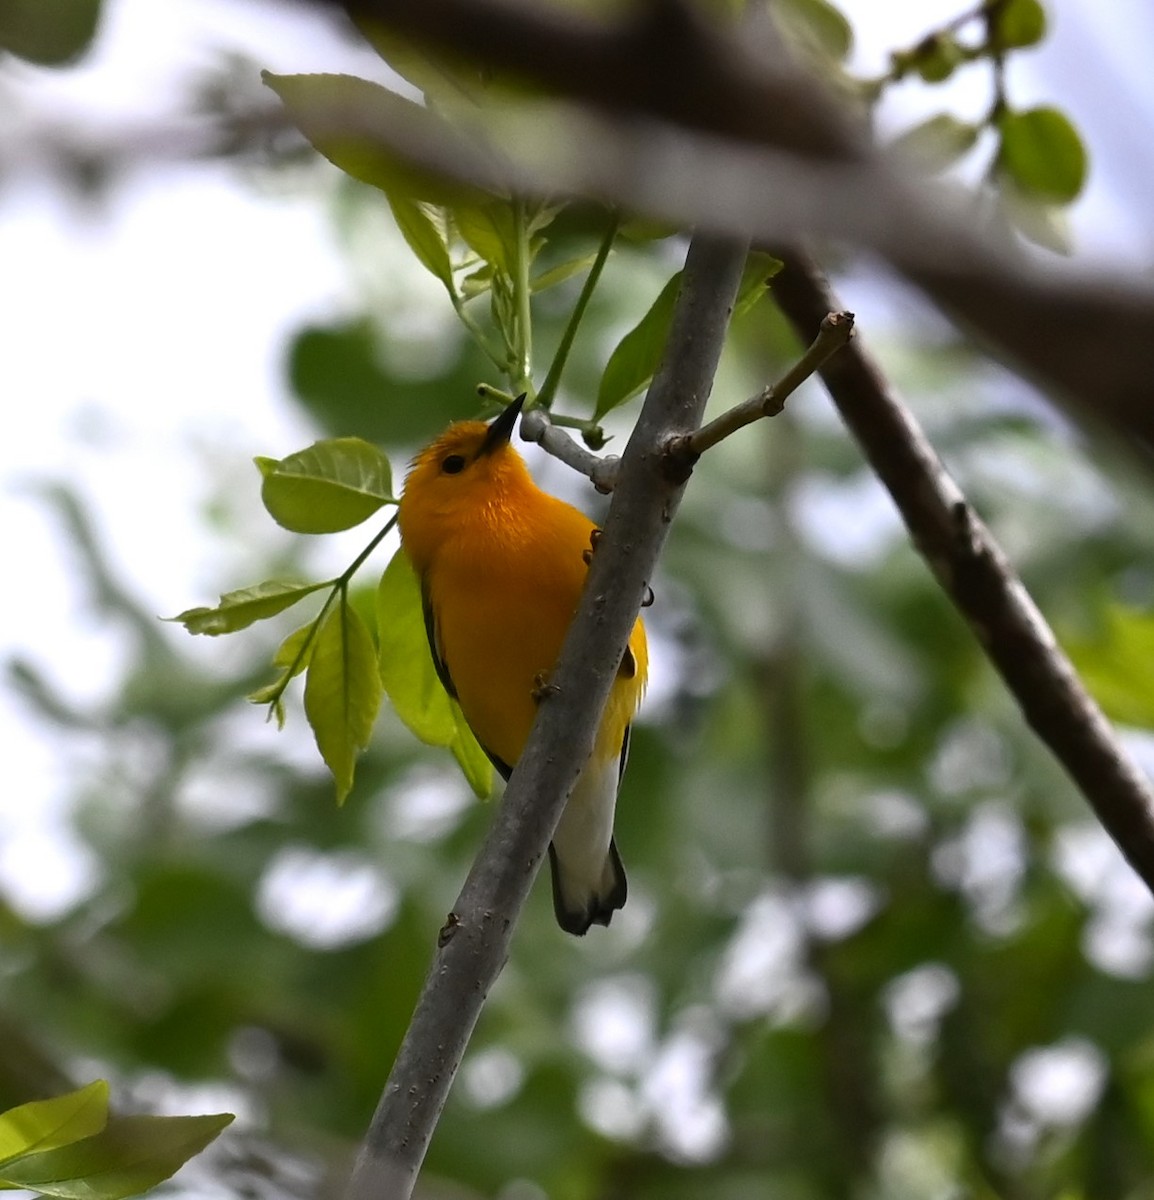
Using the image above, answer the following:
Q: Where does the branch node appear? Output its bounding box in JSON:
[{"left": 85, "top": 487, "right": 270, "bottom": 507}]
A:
[
  {"left": 677, "top": 308, "right": 855, "bottom": 459},
  {"left": 437, "top": 913, "right": 460, "bottom": 947},
  {"left": 520, "top": 408, "right": 621, "bottom": 491},
  {"left": 951, "top": 499, "right": 984, "bottom": 558},
  {"left": 531, "top": 673, "right": 560, "bottom": 703},
  {"left": 662, "top": 434, "right": 701, "bottom": 484}
]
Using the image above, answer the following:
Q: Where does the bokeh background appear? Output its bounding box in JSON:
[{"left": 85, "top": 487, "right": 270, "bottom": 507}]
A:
[{"left": 5, "top": 1, "right": 1154, "bottom": 1196}]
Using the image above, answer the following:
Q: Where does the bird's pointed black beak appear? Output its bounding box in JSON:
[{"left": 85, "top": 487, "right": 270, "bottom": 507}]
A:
[{"left": 478, "top": 393, "right": 527, "bottom": 457}]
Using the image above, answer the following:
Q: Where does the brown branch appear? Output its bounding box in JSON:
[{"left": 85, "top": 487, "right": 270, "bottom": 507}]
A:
[
  {"left": 771, "top": 251, "right": 1154, "bottom": 895},
  {"left": 343, "top": 234, "right": 748, "bottom": 1200},
  {"left": 667, "top": 310, "right": 854, "bottom": 472}
]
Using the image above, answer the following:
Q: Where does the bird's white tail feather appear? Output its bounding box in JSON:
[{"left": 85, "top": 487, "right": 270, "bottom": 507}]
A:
[{"left": 549, "top": 755, "right": 626, "bottom": 935}]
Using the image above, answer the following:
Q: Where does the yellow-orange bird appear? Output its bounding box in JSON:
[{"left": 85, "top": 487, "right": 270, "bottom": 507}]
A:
[{"left": 397, "top": 396, "right": 648, "bottom": 935}]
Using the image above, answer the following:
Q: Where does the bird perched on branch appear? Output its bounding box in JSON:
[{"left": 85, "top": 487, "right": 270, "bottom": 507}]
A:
[{"left": 398, "top": 395, "right": 648, "bottom": 935}]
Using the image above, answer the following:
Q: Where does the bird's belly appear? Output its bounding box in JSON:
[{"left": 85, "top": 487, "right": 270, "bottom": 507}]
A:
[{"left": 437, "top": 581, "right": 575, "bottom": 769}]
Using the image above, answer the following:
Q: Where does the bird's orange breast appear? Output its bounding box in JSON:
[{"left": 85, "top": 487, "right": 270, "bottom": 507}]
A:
[{"left": 424, "top": 496, "right": 602, "bottom": 768}]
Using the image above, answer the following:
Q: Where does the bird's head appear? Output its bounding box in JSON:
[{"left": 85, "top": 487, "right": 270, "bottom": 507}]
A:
[{"left": 398, "top": 395, "right": 534, "bottom": 569}]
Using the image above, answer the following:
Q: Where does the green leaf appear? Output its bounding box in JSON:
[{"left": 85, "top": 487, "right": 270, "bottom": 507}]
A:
[
  {"left": 460, "top": 264, "right": 494, "bottom": 300},
  {"left": 272, "top": 622, "right": 317, "bottom": 675},
  {"left": 1000, "top": 185, "right": 1072, "bottom": 254},
  {"left": 257, "top": 438, "right": 394, "bottom": 534},
  {"left": 991, "top": 0, "right": 1047, "bottom": 50},
  {"left": 998, "top": 106, "right": 1088, "bottom": 203},
  {"left": 0, "top": 1112, "right": 232, "bottom": 1200},
  {"left": 734, "top": 252, "right": 783, "bottom": 318},
  {"left": 915, "top": 33, "right": 963, "bottom": 83},
  {"left": 247, "top": 621, "right": 321, "bottom": 729},
  {"left": 774, "top": 0, "right": 853, "bottom": 60},
  {"left": 451, "top": 200, "right": 518, "bottom": 275},
  {"left": 0, "top": 1083, "right": 109, "bottom": 1166},
  {"left": 595, "top": 272, "right": 681, "bottom": 420},
  {"left": 376, "top": 550, "right": 491, "bottom": 798},
  {"left": 450, "top": 705, "right": 495, "bottom": 799},
  {"left": 892, "top": 113, "right": 980, "bottom": 172},
  {"left": 262, "top": 72, "right": 492, "bottom": 207},
  {"left": 1066, "top": 605, "right": 1154, "bottom": 729},
  {"left": 531, "top": 254, "right": 598, "bottom": 293},
  {"left": 304, "top": 598, "right": 383, "bottom": 804},
  {"left": 386, "top": 194, "right": 453, "bottom": 291},
  {"left": 168, "top": 580, "right": 329, "bottom": 636},
  {"left": 349, "top": 19, "right": 486, "bottom": 105},
  {"left": 0, "top": 0, "right": 102, "bottom": 66}
]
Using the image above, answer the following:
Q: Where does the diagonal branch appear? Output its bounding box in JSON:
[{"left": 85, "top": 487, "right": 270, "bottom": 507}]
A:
[
  {"left": 343, "top": 233, "right": 748, "bottom": 1200},
  {"left": 771, "top": 251, "right": 1154, "bottom": 894}
]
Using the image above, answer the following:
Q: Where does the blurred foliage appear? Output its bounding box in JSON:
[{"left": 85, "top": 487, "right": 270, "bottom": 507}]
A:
[{"left": 7, "top": 1, "right": 1154, "bottom": 1199}]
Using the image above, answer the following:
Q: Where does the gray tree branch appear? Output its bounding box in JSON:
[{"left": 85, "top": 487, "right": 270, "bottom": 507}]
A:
[
  {"left": 771, "top": 251, "right": 1154, "bottom": 894},
  {"left": 344, "top": 234, "right": 748, "bottom": 1200}
]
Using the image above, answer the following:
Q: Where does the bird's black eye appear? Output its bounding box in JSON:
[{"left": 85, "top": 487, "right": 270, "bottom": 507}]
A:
[{"left": 441, "top": 454, "right": 466, "bottom": 475}]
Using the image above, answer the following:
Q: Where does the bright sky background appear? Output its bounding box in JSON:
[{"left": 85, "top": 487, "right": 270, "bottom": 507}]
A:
[{"left": 2, "top": 0, "right": 1153, "bottom": 923}]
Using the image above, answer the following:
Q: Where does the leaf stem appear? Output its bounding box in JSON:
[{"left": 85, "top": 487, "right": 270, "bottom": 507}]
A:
[
  {"left": 536, "top": 213, "right": 618, "bottom": 411},
  {"left": 511, "top": 195, "right": 534, "bottom": 394},
  {"left": 258, "top": 513, "right": 399, "bottom": 715},
  {"left": 451, "top": 295, "right": 508, "bottom": 373}
]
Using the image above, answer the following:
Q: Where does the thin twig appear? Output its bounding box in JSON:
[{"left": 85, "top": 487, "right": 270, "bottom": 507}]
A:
[
  {"left": 771, "top": 251, "right": 1154, "bottom": 896},
  {"left": 344, "top": 234, "right": 748, "bottom": 1200},
  {"left": 536, "top": 214, "right": 618, "bottom": 411},
  {"left": 666, "top": 310, "right": 853, "bottom": 471},
  {"left": 520, "top": 408, "right": 621, "bottom": 492}
]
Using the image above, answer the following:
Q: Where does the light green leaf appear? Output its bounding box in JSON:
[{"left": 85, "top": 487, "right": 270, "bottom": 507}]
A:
[
  {"left": 999, "top": 106, "right": 1088, "bottom": 203},
  {"left": 892, "top": 113, "right": 980, "bottom": 172},
  {"left": 385, "top": 194, "right": 453, "bottom": 291},
  {"left": 595, "top": 271, "right": 681, "bottom": 420},
  {"left": 0, "top": 1083, "right": 109, "bottom": 1166},
  {"left": 272, "top": 622, "right": 317, "bottom": 674},
  {"left": 247, "top": 621, "right": 321, "bottom": 729},
  {"left": 1066, "top": 605, "right": 1154, "bottom": 729},
  {"left": 451, "top": 200, "right": 517, "bottom": 275},
  {"left": 168, "top": 580, "right": 329, "bottom": 636},
  {"left": 376, "top": 550, "right": 492, "bottom": 799},
  {"left": 774, "top": 0, "right": 853, "bottom": 60},
  {"left": 262, "top": 72, "right": 492, "bottom": 206},
  {"left": 531, "top": 254, "right": 598, "bottom": 293},
  {"left": 459, "top": 264, "right": 494, "bottom": 300},
  {"left": 734, "top": 252, "right": 783, "bottom": 318},
  {"left": 348, "top": 19, "right": 489, "bottom": 111},
  {"left": 257, "top": 438, "right": 394, "bottom": 534},
  {"left": 1000, "top": 185, "right": 1072, "bottom": 254},
  {"left": 450, "top": 706, "right": 496, "bottom": 799},
  {"left": 992, "top": 0, "right": 1047, "bottom": 49},
  {"left": 304, "top": 598, "right": 383, "bottom": 804},
  {"left": 0, "top": 1112, "right": 233, "bottom": 1200}
]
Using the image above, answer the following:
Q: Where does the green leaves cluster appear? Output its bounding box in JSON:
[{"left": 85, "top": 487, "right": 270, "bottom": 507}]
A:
[
  {"left": 173, "top": 436, "right": 490, "bottom": 804},
  {"left": 0, "top": 1082, "right": 232, "bottom": 1199},
  {"left": 875, "top": 0, "right": 1087, "bottom": 251},
  {"left": 263, "top": 46, "right": 777, "bottom": 434}
]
